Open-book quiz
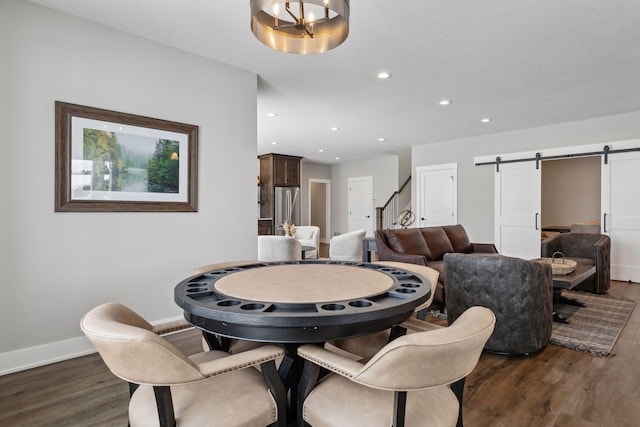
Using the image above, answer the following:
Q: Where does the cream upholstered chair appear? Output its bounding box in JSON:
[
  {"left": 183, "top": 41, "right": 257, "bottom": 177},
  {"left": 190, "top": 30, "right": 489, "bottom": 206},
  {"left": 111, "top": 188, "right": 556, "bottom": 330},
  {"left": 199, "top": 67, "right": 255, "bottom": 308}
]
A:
[
  {"left": 329, "top": 262, "right": 440, "bottom": 360},
  {"left": 258, "top": 235, "right": 302, "bottom": 262},
  {"left": 81, "top": 303, "right": 286, "bottom": 427},
  {"left": 329, "top": 229, "right": 366, "bottom": 262},
  {"left": 193, "top": 260, "right": 262, "bottom": 275},
  {"left": 294, "top": 225, "right": 320, "bottom": 259},
  {"left": 298, "top": 307, "right": 495, "bottom": 427}
]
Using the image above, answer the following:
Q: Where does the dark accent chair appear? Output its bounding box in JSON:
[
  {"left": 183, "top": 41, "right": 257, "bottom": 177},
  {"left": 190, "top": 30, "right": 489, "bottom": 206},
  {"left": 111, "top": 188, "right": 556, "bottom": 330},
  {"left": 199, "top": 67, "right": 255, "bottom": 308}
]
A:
[
  {"left": 444, "top": 253, "right": 553, "bottom": 355},
  {"left": 541, "top": 233, "right": 611, "bottom": 294},
  {"left": 375, "top": 225, "right": 498, "bottom": 307}
]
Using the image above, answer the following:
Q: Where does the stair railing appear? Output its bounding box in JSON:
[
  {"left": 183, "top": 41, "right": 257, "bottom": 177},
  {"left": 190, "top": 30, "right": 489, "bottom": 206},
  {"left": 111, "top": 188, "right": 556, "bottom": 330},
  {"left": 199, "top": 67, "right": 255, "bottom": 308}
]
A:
[{"left": 375, "top": 177, "right": 411, "bottom": 230}]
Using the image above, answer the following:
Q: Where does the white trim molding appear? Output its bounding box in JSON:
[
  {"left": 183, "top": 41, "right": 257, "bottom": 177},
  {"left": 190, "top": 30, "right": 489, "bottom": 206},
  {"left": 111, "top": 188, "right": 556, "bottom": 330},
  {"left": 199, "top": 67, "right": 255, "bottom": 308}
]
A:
[{"left": 0, "top": 314, "right": 187, "bottom": 376}]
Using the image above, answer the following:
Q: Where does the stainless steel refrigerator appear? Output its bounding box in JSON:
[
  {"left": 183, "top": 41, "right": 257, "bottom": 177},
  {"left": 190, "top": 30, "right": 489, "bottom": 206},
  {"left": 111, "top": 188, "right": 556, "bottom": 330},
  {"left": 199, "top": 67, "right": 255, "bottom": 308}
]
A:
[{"left": 274, "top": 186, "right": 300, "bottom": 232}]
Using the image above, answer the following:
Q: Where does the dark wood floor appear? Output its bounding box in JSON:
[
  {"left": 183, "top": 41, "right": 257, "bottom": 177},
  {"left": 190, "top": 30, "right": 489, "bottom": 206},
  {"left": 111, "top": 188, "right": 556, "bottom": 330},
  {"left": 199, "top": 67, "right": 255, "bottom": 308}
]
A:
[{"left": 1, "top": 280, "right": 638, "bottom": 426}]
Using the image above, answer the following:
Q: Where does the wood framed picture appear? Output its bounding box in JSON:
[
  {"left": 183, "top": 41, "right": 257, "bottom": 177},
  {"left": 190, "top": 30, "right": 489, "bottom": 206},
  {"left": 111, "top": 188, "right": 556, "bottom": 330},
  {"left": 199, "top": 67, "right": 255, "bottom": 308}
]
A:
[{"left": 55, "top": 101, "right": 198, "bottom": 212}]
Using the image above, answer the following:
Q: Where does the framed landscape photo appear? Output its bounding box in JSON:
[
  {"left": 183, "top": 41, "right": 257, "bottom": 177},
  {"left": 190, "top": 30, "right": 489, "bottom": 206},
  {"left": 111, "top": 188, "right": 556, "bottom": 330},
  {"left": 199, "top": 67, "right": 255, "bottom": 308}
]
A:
[{"left": 55, "top": 101, "right": 198, "bottom": 212}]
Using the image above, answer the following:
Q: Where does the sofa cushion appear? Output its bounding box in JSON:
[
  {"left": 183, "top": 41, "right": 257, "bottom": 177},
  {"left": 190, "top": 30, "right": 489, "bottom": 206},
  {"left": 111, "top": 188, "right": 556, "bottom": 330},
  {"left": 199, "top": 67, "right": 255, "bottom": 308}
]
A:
[
  {"left": 426, "top": 260, "right": 445, "bottom": 282},
  {"left": 442, "top": 225, "right": 473, "bottom": 253},
  {"left": 421, "top": 228, "right": 454, "bottom": 261},
  {"left": 383, "top": 229, "right": 432, "bottom": 259}
]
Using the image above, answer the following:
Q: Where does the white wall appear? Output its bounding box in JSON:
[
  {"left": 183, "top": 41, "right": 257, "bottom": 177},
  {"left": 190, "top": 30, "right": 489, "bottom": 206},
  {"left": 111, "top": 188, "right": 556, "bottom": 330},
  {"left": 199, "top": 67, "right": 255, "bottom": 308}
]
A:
[
  {"left": 384, "top": 147, "right": 412, "bottom": 184},
  {"left": 412, "top": 110, "right": 640, "bottom": 243},
  {"left": 0, "top": 0, "right": 258, "bottom": 373},
  {"left": 331, "top": 155, "right": 399, "bottom": 235}
]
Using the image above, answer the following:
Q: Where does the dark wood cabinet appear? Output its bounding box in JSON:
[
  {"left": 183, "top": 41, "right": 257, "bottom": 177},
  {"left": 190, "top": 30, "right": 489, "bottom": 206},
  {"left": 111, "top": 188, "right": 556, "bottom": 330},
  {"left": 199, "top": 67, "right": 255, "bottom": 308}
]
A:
[
  {"left": 273, "top": 155, "right": 300, "bottom": 186},
  {"left": 258, "top": 153, "right": 302, "bottom": 234},
  {"left": 258, "top": 219, "right": 273, "bottom": 235}
]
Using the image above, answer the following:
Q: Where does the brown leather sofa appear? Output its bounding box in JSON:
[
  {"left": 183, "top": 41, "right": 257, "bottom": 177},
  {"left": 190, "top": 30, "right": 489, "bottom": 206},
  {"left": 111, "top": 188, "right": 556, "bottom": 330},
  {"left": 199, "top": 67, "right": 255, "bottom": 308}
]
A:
[{"left": 375, "top": 225, "right": 498, "bottom": 307}]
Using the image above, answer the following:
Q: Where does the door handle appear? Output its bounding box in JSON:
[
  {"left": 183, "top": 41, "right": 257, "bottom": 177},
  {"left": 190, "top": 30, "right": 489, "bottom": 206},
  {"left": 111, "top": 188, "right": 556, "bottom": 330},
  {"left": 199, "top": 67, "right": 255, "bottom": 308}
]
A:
[
  {"left": 535, "top": 213, "right": 539, "bottom": 230},
  {"left": 604, "top": 213, "right": 607, "bottom": 233},
  {"left": 366, "top": 215, "right": 370, "bottom": 218}
]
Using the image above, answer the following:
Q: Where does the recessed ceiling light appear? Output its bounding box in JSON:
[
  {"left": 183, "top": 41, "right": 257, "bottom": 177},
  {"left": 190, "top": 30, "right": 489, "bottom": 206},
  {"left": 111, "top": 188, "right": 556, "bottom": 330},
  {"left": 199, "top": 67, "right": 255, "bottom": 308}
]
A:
[
  {"left": 378, "top": 137, "right": 386, "bottom": 142},
  {"left": 439, "top": 100, "right": 452, "bottom": 106},
  {"left": 480, "top": 118, "right": 492, "bottom": 123},
  {"left": 335, "top": 157, "right": 340, "bottom": 160},
  {"left": 266, "top": 113, "right": 278, "bottom": 118},
  {"left": 330, "top": 127, "right": 339, "bottom": 131},
  {"left": 377, "top": 71, "right": 391, "bottom": 79},
  {"left": 318, "top": 149, "right": 325, "bottom": 153},
  {"left": 271, "top": 141, "right": 279, "bottom": 145}
]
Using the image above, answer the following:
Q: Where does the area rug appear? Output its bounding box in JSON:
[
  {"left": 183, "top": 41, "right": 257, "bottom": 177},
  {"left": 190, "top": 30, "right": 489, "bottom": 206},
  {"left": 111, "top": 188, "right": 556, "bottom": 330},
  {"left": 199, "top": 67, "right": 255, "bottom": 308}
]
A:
[{"left": 551, "top": 290, "right": 636, "bottom": 356}]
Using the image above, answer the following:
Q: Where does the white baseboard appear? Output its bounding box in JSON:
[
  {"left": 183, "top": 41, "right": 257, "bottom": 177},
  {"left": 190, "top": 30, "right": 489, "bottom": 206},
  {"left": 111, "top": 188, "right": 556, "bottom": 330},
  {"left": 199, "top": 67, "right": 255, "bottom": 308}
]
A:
[
  {"left": 0, "top": 315, "right": 186, "bottom": 376},
  {"left": 0, "top": 335, "right": 96, "bottom": 376}
]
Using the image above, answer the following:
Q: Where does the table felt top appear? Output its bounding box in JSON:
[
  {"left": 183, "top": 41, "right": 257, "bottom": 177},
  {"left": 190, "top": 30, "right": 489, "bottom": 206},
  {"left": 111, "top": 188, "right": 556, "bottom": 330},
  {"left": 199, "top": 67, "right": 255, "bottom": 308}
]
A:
[{"left": 214, "top": 263, "right": 394, "bottom": 304}]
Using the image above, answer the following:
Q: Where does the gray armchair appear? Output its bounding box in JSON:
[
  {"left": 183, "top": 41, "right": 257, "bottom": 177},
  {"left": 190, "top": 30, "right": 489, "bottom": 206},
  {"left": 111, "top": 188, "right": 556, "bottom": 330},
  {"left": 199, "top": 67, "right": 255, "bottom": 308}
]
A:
[
  {"left": 444, "top": 253, "right": 553, "bottom": 355},
  {"left": 541, "top": 233, "right": 611, "bottom": 294}
]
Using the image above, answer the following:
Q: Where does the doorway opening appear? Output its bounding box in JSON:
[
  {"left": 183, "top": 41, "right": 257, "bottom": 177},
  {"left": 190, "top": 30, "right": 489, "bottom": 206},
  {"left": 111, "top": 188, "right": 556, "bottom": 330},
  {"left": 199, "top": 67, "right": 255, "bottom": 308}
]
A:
[
  {"left": 309, "top": 179, "right": 331, "bottom": 243},
  {"left": 541, "top": 156, "right": 601, "bottom": 238}
]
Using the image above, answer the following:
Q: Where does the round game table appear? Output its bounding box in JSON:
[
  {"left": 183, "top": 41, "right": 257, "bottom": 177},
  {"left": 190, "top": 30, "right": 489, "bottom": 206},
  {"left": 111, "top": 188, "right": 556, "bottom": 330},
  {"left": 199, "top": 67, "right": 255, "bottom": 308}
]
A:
[
  {"left": 174, "top": 260, "right": 432, "bottom": 344},
  {"left": 175, "top": 260, "right": 433, "bottom": 425}
]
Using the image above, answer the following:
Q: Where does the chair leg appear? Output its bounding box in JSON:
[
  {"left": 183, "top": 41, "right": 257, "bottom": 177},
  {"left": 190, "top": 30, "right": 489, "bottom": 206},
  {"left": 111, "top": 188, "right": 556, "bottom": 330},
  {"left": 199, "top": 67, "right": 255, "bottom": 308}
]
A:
[
  {"left": 127, "top": 382, "right": 139, "bottom": 427},
  {"left": 261, "top": 360, "right": 287, "bottom": 427},
  {"left": 297, "top": 361, "right": 321, "bottom": 427},
  {"left": 153, "top": 386, "right": 176, "bottom": 427},
  {"left": 128, "top": 382, "right": 139, "bottom": 398},
  {"left": 392, "top": 390, "right": 407, "bottom": 427},
  {"left": 451, "top": 377, "right": 466, "bottom": 427}
]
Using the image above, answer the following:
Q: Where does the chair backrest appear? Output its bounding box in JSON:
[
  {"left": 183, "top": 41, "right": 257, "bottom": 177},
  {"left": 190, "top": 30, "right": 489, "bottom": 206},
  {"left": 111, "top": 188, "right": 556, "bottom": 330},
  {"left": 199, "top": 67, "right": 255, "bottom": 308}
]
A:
[
  {"left": 295, "top": 226, "right": 321, "bottom": 258},
  {"left": 81, "top": 303, "right": 206, "bottom": 385},
  {"left": 544, "top": 232, "right": 607, "bottom": 259},
  {"left": 257, "top": 236, "right": 302, "bottom": 262},
  {"left": 329, "top": 229, "right": 366, "bottom": 261},
  {"left": 570, "top": 223, "right": 601, "bottom": 234},
  {"left": 295, "top": 225, "right": 320, "bottom": 241},
  {"left": 193, "top": 260, "right": 261, "bottom": 275},
  {"left": 351, "top": 306, "right": 495, "bottom": 391}
]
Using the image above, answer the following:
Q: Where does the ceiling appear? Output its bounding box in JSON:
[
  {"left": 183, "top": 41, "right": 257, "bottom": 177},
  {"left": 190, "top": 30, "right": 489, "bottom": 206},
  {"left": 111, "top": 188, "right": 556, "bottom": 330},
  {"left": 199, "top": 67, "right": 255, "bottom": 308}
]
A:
[{"left": 29, "top": 0, "right": 640, "bottom": 164}]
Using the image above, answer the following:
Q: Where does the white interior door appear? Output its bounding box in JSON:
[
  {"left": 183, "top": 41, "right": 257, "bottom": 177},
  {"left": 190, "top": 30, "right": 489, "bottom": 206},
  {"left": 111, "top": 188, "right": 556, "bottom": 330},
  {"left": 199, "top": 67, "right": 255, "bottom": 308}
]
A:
[
  {"left": 348, "top": 176, "right": 373, "bottom": 236},
  {"left": 416, "top": 164, "right": 457, "bottom": 227},
  {"left": 602, "top": 152, "right": 640, "bottom": 282},
  {"left": 495, "top": 162, "right": 541, "bottom": 259}
]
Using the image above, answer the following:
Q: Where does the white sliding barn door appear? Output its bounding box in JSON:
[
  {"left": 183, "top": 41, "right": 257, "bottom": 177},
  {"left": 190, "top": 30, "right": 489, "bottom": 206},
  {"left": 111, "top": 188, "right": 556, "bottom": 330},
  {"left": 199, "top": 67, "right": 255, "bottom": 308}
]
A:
[
  {"left": 416, "top": 164, "right": 458, "bottom": 227},
  {"left": 602, "top": 152, "right": 640, "bottom": 282},
  {"left": 495, "top": 162, "right": 541, "bottom": 259}
]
